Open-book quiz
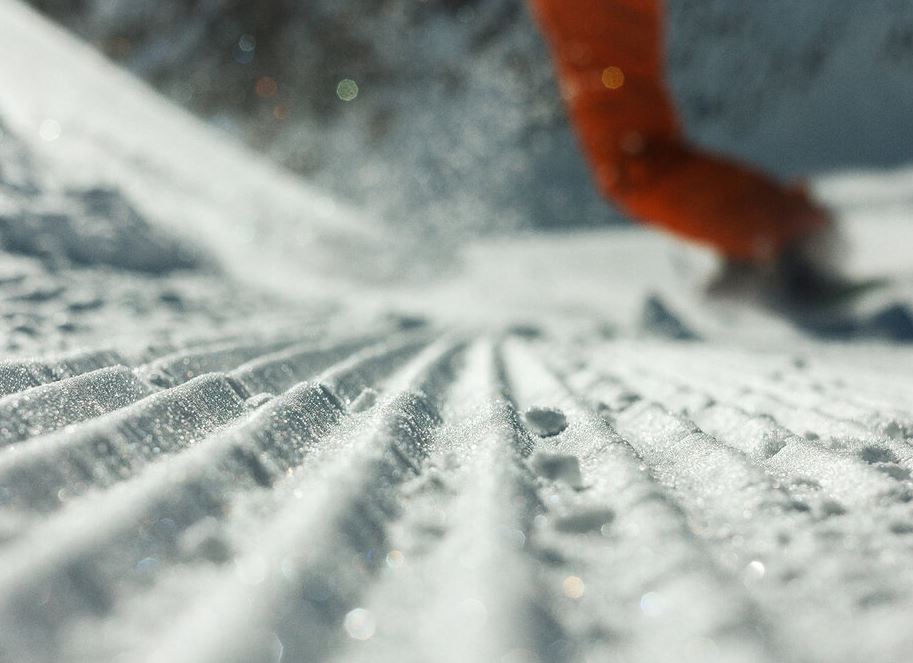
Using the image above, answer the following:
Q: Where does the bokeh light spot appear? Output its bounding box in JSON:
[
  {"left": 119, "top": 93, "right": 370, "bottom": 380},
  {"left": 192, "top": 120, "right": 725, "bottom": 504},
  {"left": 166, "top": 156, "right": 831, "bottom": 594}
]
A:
[
  {"left": 238, "top": 34, "right": 256, "bottom": 52},
  {"left": 344, "top": 608, "right": 376, "bottom": 640},
  {"left": 640, "top": 591, "right": 664, "bottom": 617},
  {"left": 256, "top": 76, "right": 278, "bottom": 98},
  {"left": 562, "top": 575, "right": 585, "bottom": 599},
  {"left": 385, "top": 549, "right": 405, "bottom": 568},
  {"left": 337, "top": 79, "right": 359, "bottom": 102},
  {"left": 601, "top": 66, "right": 625, "bottom": 90},
  {"left": 39, "top": 119, "right": 61, "bottom": 142}
]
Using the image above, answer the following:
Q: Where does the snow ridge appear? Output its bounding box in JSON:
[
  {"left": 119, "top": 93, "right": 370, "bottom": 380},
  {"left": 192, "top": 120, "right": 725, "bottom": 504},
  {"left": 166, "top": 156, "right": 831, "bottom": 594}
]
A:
[{"left": 1, "top": 330, "right": 913, "bottom": 662}]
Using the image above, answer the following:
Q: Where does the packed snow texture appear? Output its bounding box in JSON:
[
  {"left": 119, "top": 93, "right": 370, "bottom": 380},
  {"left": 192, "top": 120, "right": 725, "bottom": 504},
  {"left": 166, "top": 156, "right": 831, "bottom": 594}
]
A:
[{"left": 4, "top": 2, "right": 913, "bottom": 663}]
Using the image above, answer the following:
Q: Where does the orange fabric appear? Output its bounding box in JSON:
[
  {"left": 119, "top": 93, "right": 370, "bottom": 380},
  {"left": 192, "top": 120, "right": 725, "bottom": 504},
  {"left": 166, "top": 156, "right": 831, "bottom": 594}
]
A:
[{"left": 529, "top": 0, "right": 829, "bottom": 261}]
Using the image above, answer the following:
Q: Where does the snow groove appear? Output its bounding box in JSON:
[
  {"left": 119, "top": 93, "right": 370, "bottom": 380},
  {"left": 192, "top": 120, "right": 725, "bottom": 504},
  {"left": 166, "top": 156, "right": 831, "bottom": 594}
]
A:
[
  {"left": 0, "top": 349, "right": 126, "bottom": 397},
  {"left": 342, "top": 340, "right": 563, "bottom": 663},
  {"left": 580, "top": 350, "right": 911, "bottom": 509},
  {"left": 503, "top": 340, "right": 779, "bottom": 660},
  {"left": 3, "top": 332, "right": 913, "bottom": 662},
  {"left": 0, "top": 365, "right": 151, "bottom": 446},
  {"left": 136, "top": 338, "right": 461, "bottom": 663},
  {"left": 137, "top": 337, "right": 299, "bottom": 387},
  {"left": 229, "top": 336, "right": 379, "bottom": 395},
  {"left": 553, "top": 339, "right": 913, "bottom": 663},
  {"left": 0, "top": 373, "right": 248, "bottom": 516},
  {"left": 0, "top": 330, "right": 441, "bottom": 663},
  {"left": 0, "top": 382, "right": 346, "bottom": 662},
  {"left": 607, "top": 343, "right": 913, "bottom": 469}
]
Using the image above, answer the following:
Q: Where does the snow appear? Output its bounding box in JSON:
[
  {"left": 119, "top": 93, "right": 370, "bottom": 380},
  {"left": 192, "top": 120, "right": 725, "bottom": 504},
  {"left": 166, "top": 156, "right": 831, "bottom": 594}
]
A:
[
  {"left": 529, "top": 451, "right": 583, "bottom": 488},
  {"left": 0, "top": 1, "right": 393, "bottom": 297},
  {"left": 3, "top": 2, "right": 913, "bottom": 663},
  {"left": 524, "top": 407, "right": 569, "bottom": 438}
]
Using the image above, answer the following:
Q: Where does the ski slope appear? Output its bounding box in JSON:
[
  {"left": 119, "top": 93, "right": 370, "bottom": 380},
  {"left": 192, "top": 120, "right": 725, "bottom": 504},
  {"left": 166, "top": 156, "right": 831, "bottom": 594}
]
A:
[
  {"left": 5, "top": 319, "right": 913, "bottom": 663},
  {"left": 4, "top": 2, "right": 913, "bottom": 663}
]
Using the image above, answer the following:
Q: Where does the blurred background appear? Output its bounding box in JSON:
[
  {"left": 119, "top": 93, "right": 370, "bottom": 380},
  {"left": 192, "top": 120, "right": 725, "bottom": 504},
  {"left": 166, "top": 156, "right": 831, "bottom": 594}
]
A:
[{"left": 24, "top": 0, "right": 913, "bottom": 241}]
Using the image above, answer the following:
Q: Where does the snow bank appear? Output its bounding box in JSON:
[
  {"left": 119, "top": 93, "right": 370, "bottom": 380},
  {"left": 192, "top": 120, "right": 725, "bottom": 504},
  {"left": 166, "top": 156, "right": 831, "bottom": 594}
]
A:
[{"left": 0, "top": 1, "right": 401, "bottom": 296}]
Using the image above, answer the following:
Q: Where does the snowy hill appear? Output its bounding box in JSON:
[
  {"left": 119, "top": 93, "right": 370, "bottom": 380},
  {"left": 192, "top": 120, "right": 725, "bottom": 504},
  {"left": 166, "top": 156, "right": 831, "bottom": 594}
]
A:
[
  {"left": 0, "top": 1, "right": 403, "bottom": 297},
  {"left": 4, "top": 2, "right": 913, "bottom": 663}
]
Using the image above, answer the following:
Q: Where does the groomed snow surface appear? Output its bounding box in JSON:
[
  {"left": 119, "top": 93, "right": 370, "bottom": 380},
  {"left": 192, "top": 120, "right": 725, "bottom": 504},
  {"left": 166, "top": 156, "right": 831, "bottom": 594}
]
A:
[
  {"left": 5, "top": 2, "right": 913, "bottom": 663},
  {"left": 6, "top": 319, "right": 913, "bottom": 663}
]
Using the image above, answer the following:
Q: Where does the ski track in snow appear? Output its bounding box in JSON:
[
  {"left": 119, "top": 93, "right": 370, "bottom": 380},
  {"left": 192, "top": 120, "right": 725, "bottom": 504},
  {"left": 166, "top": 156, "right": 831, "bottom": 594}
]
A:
[{"left": 1, "top": 330, "right": 913, "bottom": 662}]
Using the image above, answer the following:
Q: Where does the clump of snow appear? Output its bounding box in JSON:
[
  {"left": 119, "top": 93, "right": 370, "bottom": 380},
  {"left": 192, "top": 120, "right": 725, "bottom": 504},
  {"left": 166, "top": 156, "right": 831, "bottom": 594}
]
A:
[
  {"left": 551, "top": 507, "right": 616, "bottom": 534},
  {"left": 245, "top": 393, "right": 273, "bottom": 409},
  {"left": 859, "top": 445, "right": 897, "bottom": 464},
  {"left": 178, "top": 516, "right": 232, "bottom": 564},
  {"left": 640, "top": 294, "right": 700, "bottom": 341},
  {"left": 524, "top": 406, "right": 568, "bottom": 437},
  {"left": 529, "top": 450, "right": 582, "bottom": 488},
  {"left": 507, "top": 323, "right": 544, "bottom": 339},
  {"left": 350, "top": 387, "right": 378, "bottom": 413}
]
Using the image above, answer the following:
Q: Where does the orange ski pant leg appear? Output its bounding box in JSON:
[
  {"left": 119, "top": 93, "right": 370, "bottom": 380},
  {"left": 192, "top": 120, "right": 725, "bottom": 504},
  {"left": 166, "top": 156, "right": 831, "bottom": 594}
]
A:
[{"left": 529, "top": 0, "right": 829, "bottom": 261}]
